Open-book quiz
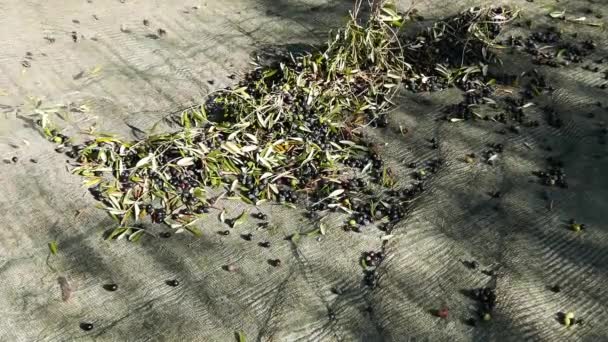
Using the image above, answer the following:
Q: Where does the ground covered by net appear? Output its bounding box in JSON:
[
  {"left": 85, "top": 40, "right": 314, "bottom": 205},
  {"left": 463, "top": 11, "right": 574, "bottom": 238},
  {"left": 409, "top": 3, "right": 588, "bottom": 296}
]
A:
[{"left": 0, "top": 0, "right": 607, "bottom": 341}]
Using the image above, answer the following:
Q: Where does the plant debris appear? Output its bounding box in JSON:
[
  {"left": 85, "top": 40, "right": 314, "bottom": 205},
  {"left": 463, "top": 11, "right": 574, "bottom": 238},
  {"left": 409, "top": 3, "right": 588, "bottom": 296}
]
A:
[
  {"left": 33, "top": 4, "right": 516, "bottom": 242},
  {"left": 57, "top": 276, "right": 73, "bottom": 302}
]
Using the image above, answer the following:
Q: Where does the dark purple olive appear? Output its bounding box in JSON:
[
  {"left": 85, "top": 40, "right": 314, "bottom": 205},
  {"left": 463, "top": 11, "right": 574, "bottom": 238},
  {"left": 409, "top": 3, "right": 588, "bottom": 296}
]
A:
[
  {"left": 80, "top": 322, "right": 94, "bottom": 331},
  {"left": 268, "top": 259, "right": 281, "bottom": 267},
  {"left": 103, "top": 283, "right": 118, "bottom": 291},
  {"left": 166, "top": 279, "right": 179, "bottom": 287}
]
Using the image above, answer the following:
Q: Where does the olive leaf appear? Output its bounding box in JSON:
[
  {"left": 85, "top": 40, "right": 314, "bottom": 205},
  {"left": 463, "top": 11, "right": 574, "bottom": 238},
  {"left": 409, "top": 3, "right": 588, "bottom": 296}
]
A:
[
  {"left": 235, "top": 331, "right": 246, "bottom": 342},
  {"left": 129, "top": 229, "right": 145, "bottom": 242},
  {"left": 136, "top": 154, "right": 154, "bottom": 168},
  {"left": 107, "top": 227, "right": 128, "bottom": 240},
  {"left": 185, "top": 225, "right": 202, "bottom": 237},
  {"left": 48, "top": 241, "right": 59, "bottom": 255},
  {"left": 219, "top": 209, "right": 226, "bottom": 223},
  {"left": 549, "top": 10, "right": 565, "bottom": 19},
  {"left": 327, "top": 189, "right": 344, "bottom": 199},
  {"left": 290, "top": 232, "right": 301, "bottom": 244},
  {"left": 177, "top": 157, "right": 195, "bottom": 166},
  {"left": 231, "top": 210, "right": 247, "bottom": 228}
]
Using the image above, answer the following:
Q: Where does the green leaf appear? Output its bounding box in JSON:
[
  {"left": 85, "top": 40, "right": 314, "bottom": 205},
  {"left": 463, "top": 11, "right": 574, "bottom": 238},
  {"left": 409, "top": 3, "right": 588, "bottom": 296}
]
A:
[
  {"left": 83, "top": 177, "right": 103, "bottom": 187},
  {"left": 49, "top": 241, "right": 58, "bottom": 255},
  {"left": 129, "top": 229, "right": 144, "bottom": 242},
  {"left": 193, "top": 187, "right": 206, "bottom": 200},
  {"left": 231, "top": 210, "right": 247, "bottom": 228},
  {"left": 235, "top": 331, "right": 246, "bottom": 342},
  {"left": 185, "top": 225, "right": 203, "bottom": 237},
  {"left": 136, "top": 154, "right": 154, "bottom": 168},
  {"left": 263, "top": 69, "right": 278, "bottom": 79},
  {"left": 107, "top": 227, "right": 128, "bottom": 240},
  {"left": 291, "top": 233, "right": 301, "bottom": 244}
]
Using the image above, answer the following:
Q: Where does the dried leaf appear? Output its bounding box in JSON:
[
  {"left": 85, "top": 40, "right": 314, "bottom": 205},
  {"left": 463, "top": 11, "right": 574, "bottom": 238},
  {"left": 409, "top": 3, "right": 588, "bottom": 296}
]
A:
[
  {"left": 177, "top": 157, "right": 194, "bottom": 166},
  {"left": 327, "top": 189, "right": 345, "bottom": 198},
  {"left": 57, "top": 276, "right": 73, "bottom": 302},
  {"left": 136, "top": 154, "right": 154, "bottom": 168},
  {"left": 222, "top": 142, "right": 242, "bottom": 155},
  {"left": 549, "top": 10, "right": 565, "bottom": 19},
  {"left": 230, "top": 179, "right": 239, "bottom": 192}
]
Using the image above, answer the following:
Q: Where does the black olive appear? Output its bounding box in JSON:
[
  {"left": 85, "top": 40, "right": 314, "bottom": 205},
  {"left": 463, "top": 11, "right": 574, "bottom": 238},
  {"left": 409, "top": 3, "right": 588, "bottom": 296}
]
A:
[
  {"left": 161, "top": 232, "right": 171, "bottom": 238},
  {"left": 268, "top": 259, "right": 281, "bottom": 267},
  {"left": 80, "top": 322, "right": 94, "bottom": 331},
  {"left": 252, "top": 212, "right": 268, "bottom": 220},
  {"left": 258, "top": 241, "right": 270, "bottom": 248},
  {"left": 103, "top": 283, "right": 118, "bottom": 291},
  {"left": 218, "top": 230, "right": 230, "bottom": 236},
  {"left": 11, "top": 156, "right": 18, "bottom": 163},
  {"left": 465, "top": 318, "right": 477, "bottom": 326},
  {"left": 550, "top": 284, "right": 561, "bottom": 293},
  {"left": 166, "top": 279, "right": 179, "bottom": 287},
  {"left": 464, "top": 260, "right": 479, "bottom": 270},
  {"left": 241, "top": 233, "right": 253, "bottom": 241}
]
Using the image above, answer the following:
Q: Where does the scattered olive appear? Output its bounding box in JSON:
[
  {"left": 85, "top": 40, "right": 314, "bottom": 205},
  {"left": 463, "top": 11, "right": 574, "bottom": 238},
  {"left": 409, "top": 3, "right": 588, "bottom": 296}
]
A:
[
  {"left": 241, "top": 233, "right": 253, "bottom": 241},
  {"left": 80, "top": 322, "right": 94, "bottom": 331},
  {"left": 103, "top": 283, "right": 118, "bottom": 291},
  {"left": 550, "top": 284, "right": 561, "bottom": 293},
  {"left": 11, "top": 156, "right": 18, "bottom": 163},
  {"left": 268, "top": 259, "right": 281, "bottom": 267},
  {"left": 166, "top": 279, "right": 179, "bottom": 287},
  {"left": 223, "top": 264, "right": 238, "bottom": 272},
  {"left": 463, "top": 260, "right": 479, "bottom": 270},
  {"left": 252, "top": 212, "right": 268, "bottom": 220},
  {"left": 258, "top": 241, "right": 270, "bottom": 248}
]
